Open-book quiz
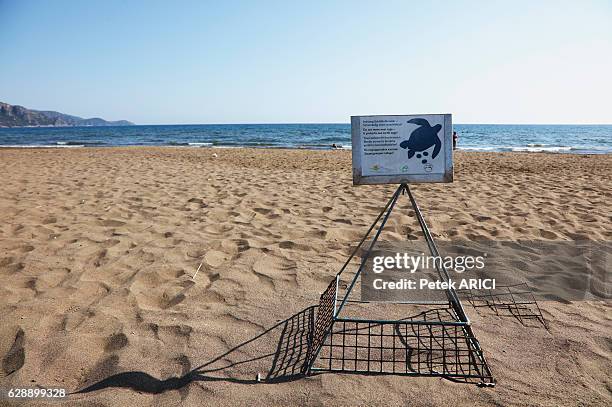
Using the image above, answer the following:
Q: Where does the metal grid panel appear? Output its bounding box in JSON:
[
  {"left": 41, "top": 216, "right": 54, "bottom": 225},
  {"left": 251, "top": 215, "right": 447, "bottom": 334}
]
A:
[
  {"left": 304, "top": 276, "right": 338, "bottom": 370},
  {"left": 266, "top": 307, "right": 314, "bottom": 380},
  {"left": 312, "top": 319, "right": 493, "bottom": 384}
]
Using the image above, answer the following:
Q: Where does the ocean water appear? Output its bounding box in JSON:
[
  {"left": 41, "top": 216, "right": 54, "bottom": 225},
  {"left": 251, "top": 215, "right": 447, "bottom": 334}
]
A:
[{"left": 0, "top": 123, "right": 610, "bottom": 154}]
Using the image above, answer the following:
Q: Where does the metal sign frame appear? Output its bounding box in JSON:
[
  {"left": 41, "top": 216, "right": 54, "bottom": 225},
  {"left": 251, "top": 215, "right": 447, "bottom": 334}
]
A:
[{"left": 351, "top": 114, "right": 453, "bottom": 185}]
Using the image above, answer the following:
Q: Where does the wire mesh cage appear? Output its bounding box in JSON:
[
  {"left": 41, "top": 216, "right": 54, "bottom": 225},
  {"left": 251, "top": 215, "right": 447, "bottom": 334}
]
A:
[{"left": 300, "top": 184, "right": 496, "bottom": 386}]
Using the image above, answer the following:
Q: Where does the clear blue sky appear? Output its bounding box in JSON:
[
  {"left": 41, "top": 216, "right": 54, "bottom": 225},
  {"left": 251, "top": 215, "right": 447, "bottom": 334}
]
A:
[{"left": 1, "top": 0, "right": 611, "bottom": 124}]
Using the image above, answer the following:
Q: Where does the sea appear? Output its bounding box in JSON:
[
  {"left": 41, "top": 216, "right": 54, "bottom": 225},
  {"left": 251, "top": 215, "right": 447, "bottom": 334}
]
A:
[{"left": 0, "top": 124, "right": 610, "bottom": 154}]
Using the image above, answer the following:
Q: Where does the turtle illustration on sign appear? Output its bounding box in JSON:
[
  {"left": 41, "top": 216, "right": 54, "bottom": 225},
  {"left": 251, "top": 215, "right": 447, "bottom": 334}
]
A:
[{"left": 399, "top": 118, "right": 442, "bottom": 162}]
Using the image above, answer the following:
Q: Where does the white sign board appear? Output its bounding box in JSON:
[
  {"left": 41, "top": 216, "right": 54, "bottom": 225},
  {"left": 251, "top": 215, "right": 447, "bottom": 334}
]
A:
[{"left": 351, "top": 114, "right": 453, "bottom": 185}]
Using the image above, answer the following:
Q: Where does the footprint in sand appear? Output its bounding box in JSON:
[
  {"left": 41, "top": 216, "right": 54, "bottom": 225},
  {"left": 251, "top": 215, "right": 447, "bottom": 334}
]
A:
[
  {"left": 1, "top": 326, "right": 25, "bottom": 376},
  {"left": 279, "top": 241, "right": 295, "bottom": 249},
  {"left": 162, "top": 289, "right": 186, "bottom": 309},
  {"left": 333, "top": 218, "right": 352, "bottom": 225},
  {"left": 90, "top": 249, "right": 109, "bottom": 268},
  {"left": 203, "top": 250, "right": 230, "bottom": 268},
  {"left": 104, "top": 332, "right": 129, "bottom": 352},
  {"left": 41, "top": 216, "right": 57, "bottom": 224},
  {"left": 156, "top": 324, "right": 192, "bottom": 347},
  {"left": 253, "top": 207, "right": 272, "bottom": 215},
  {"left": 3, "top": 261, "right": 25, "bottom": 273},
  {"left": 186, "top": 248, "right": 206, "bottom": 259},
  {"left": 279, "top": 240, "right": 311, "bottom": 251},
  {"left": 101, "top": 239, "right": 120, "bottom": 248},
  {"left": 234, "top": 239, "right": 250, "bottom": 252},
  {"left": 203, "top": 224, "right": 234, "bottom": 235},
  {"left": 0, "top": 256, "right": 15, "bottom": 267},
  {"left": 100, "top": 219, "right": 126, "bottom": 227},
  {"left": 187, "top": 197, "right": 208, "bottom": 208},
  {"left": 252, "top": 255, "right": 297, "bottom": 287},
  {"left": 539, "top": 228, "right": 559, "bottom": 239}
]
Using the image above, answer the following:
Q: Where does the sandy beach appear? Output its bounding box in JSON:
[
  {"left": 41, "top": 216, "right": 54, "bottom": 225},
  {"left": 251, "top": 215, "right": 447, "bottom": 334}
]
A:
[{"left": 0, "top": 147, "right": 610, "bottom": 406}]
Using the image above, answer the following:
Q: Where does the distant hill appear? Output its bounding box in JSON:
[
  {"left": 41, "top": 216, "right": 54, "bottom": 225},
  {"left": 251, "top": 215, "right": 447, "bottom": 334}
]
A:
[{"left": 0, "top": 101, "right": 133, "bottom": 127}]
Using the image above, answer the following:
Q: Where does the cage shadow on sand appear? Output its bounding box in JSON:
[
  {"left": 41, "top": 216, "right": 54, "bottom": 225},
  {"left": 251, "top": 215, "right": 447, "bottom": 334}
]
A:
[
  {"left": 75, "top": 301, "right": 494, "bottom": 397},
  {"left": 458, "top": 283, "right": 548, "bottom": 329},
  {"left": 75, "top": 306, "right": 317, "bottom": 395}
]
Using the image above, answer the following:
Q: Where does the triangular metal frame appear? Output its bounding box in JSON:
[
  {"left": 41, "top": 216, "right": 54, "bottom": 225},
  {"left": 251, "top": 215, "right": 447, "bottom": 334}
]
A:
[{"left": 303, "top": 184, "right": 495, "bottom": 386}]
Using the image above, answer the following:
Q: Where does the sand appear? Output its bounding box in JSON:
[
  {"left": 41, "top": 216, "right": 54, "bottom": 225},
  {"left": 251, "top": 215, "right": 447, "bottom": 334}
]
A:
[{"left": 0, "top": 147, "right": 610, "bottom": 406}]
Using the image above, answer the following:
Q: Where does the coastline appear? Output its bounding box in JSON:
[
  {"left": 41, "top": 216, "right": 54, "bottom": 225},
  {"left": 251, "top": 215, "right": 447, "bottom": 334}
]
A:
[
  {"left": 0, "top": 144, "right": 610, "bottom": 155},
  {"left": 1, "top": 123, "right": 611, "bottom": 154}
]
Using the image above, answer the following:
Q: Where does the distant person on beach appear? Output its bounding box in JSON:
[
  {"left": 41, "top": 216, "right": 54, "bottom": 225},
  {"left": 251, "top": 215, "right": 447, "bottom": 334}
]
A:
[{"left": 453, "top": 131, "right": 458, "bottom": 150}]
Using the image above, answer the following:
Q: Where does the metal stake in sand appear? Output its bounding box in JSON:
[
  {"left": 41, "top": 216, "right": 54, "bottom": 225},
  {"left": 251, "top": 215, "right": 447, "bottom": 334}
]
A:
[{"left": 193, "top": 261, "right": 203, "bottom": 279}]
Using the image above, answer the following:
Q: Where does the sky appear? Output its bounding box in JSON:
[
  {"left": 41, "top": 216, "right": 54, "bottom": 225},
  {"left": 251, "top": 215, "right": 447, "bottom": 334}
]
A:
[{"left": 1, "top": 0, "right": 611, "bottom": 125}]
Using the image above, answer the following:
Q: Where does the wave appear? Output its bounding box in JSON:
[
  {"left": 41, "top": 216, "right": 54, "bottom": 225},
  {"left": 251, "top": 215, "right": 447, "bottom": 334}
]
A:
[
  {"left": 0, "top": 142, "right": 606, "bottom": 153},
  {"left": 295, "top": 143, "right": 351, "bottom": 150},
  {"left": 569, "top": 146, "right": 611, "bottom": 151},
  {"left": 56, "top": 141, "right": 106, "bottom": 146},
  {"left": 509, "top": 146, "right": 572, "bottom": 152},
  {"left": 460, "top": 145, "right": 611, "bottom": 154},
  {"left": 0, "top": 144, "right": 85, "bottom": 148},
  {"left": 166, "top": 141, "right": 214, "bottom": 147}
]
